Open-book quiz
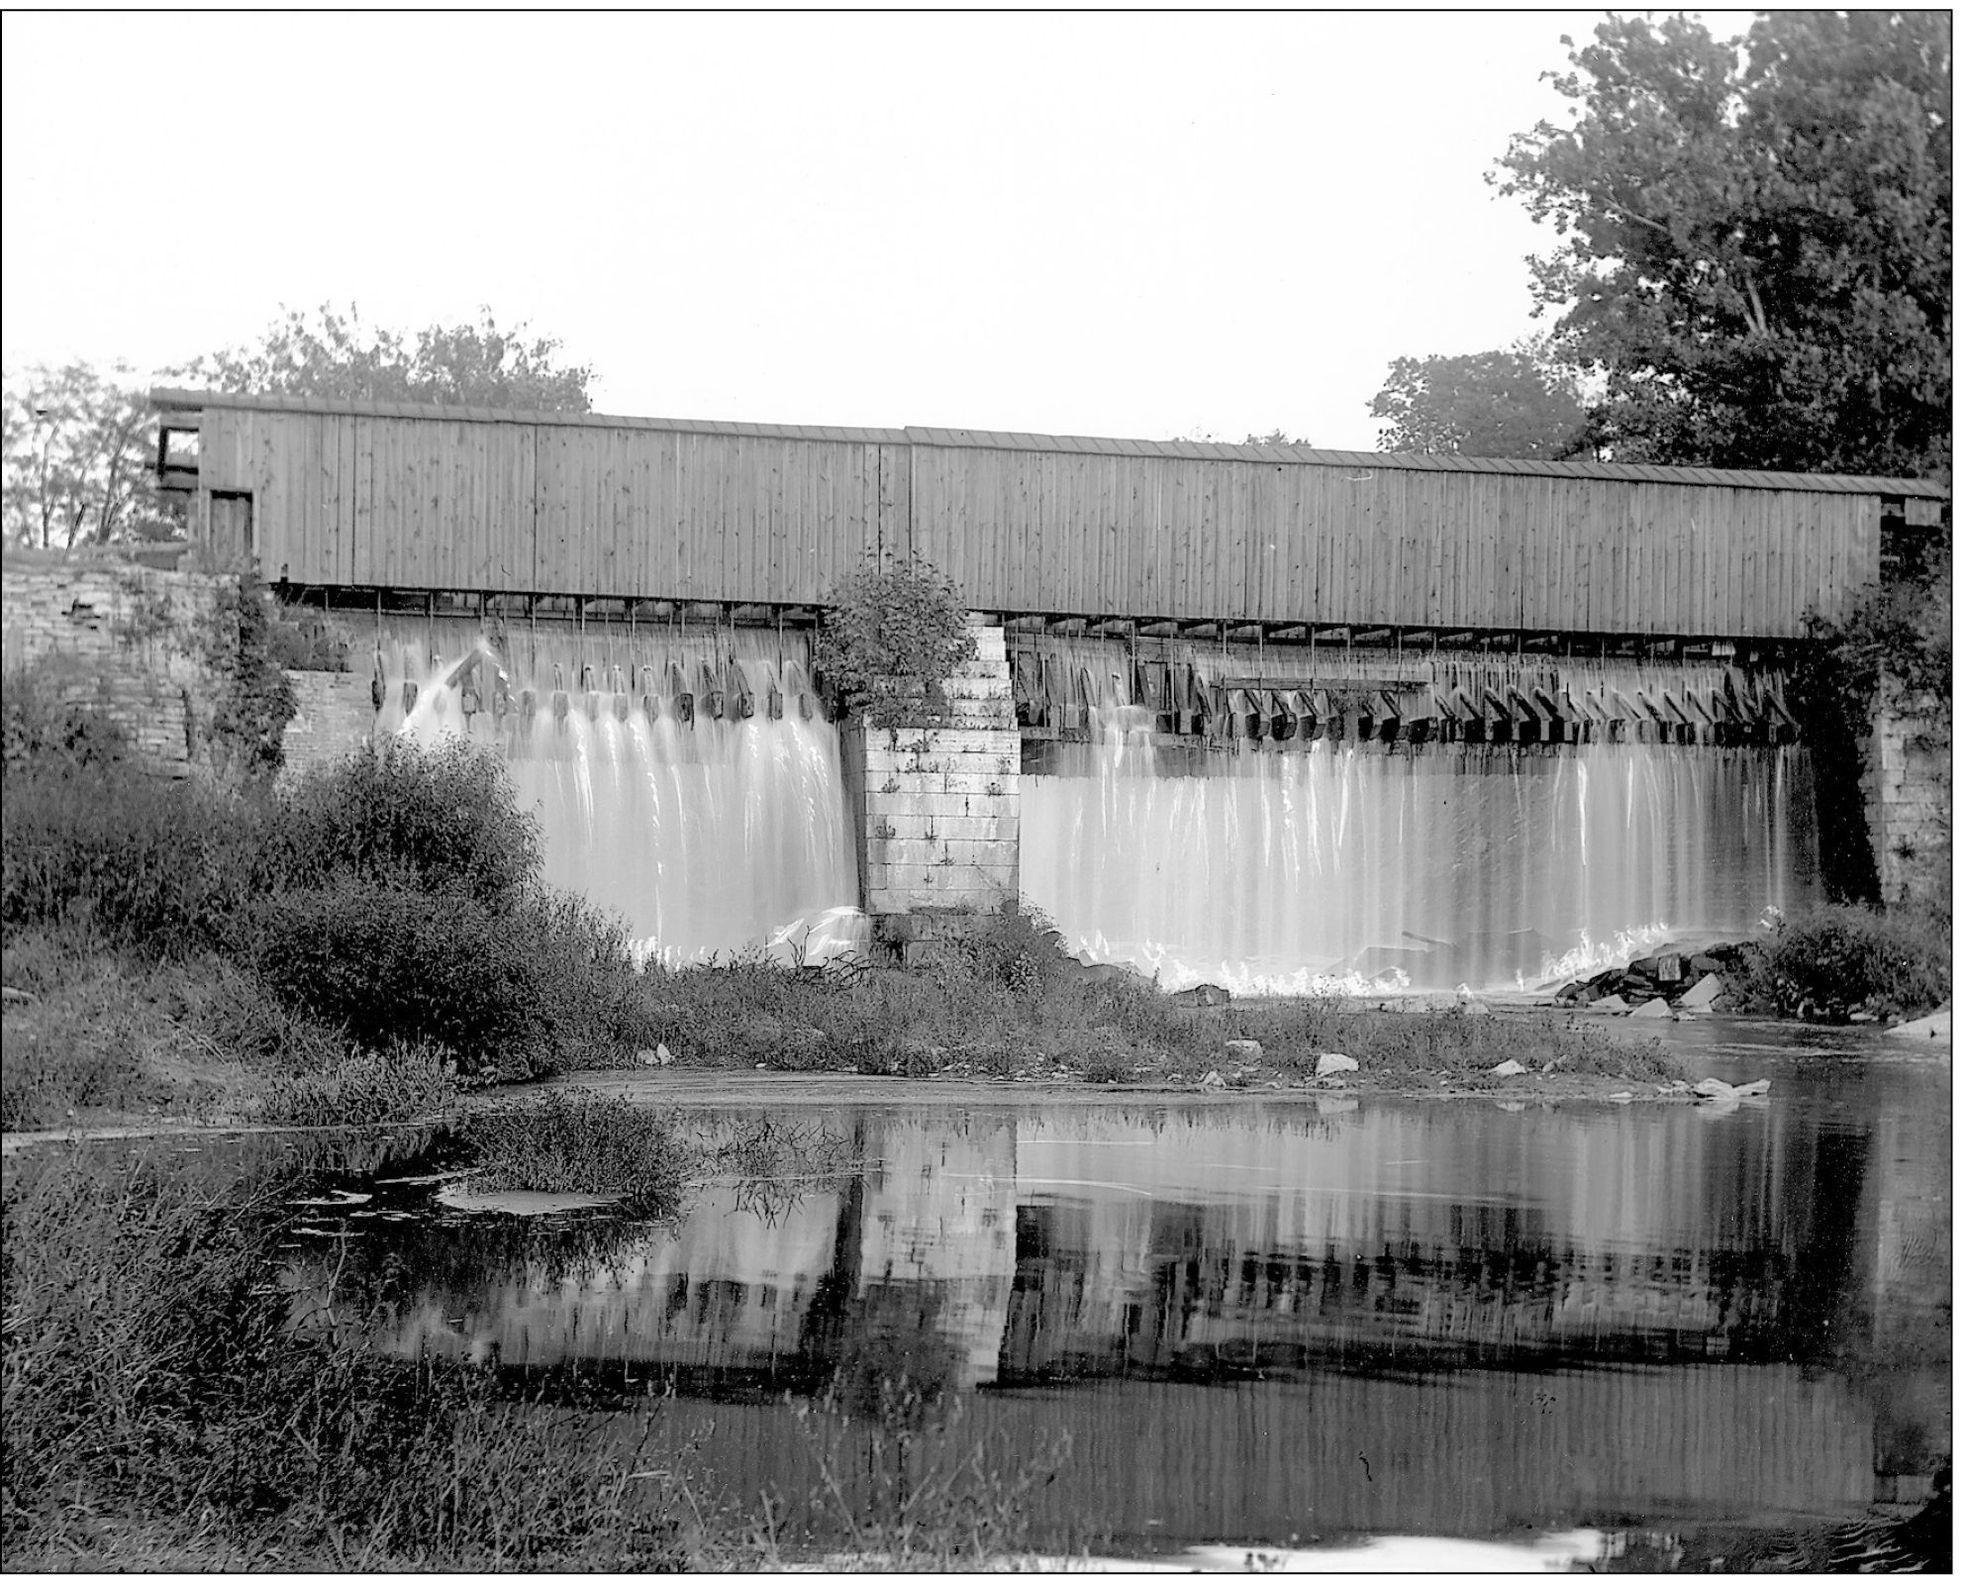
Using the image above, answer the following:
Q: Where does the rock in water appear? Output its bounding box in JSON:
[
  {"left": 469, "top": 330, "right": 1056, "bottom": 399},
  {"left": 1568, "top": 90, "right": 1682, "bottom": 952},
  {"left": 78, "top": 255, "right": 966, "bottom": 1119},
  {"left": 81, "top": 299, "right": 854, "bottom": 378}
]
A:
[
  {"left": 1490, "top": 1059, "right": 1528, "bottom": 1076},
  {"left": 1315, "top": 1052, "right": 1360, "bottom": 1077},
  {"left": 1631, "top": 997, "right": 1673, "bottom": 1019},
  {"left": 1679, "top": 975, "right": 1723, "bottom": 1010},
  {"left": 1588, "top": 994, "right": 1630, "bottom": 1014},
  {"left": 1199, "top": 1070, "right": 1228, "bottom": 1090}
]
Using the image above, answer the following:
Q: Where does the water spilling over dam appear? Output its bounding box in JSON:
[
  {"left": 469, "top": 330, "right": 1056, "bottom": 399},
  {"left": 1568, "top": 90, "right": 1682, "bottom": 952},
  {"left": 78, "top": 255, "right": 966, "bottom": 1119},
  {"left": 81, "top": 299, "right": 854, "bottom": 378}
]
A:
[
  {"left": 1015, "top": 642, "right": 1822, "bottom": 992},
  {"left": 373, "top": 615, "right": 858, "bottom": 967},
  {"left": 354, "top": 613, "right": 1822, "bottom": 989},
  {"left": 1022, "top": 719, "right": 1819, "bottom": 993}
]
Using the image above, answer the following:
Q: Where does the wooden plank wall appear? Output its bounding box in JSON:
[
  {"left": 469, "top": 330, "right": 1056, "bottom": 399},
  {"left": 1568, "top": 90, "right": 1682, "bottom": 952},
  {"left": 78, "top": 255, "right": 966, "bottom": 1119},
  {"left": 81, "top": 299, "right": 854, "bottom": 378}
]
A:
[
  {"left": 198, "top": 407, "right": 1880, "bottom": 639},
  {"left": 201, "top": 408, "right": 886, "bottom": 605},
  {"left": 906, "top": 443, "right": 1879, "bottom": 638}
]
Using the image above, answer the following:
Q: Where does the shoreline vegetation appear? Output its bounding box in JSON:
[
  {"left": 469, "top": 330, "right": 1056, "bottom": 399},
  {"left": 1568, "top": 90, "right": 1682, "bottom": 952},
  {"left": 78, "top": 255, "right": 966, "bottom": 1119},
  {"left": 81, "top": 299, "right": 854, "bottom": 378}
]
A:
[{"left": 1, "top": 676, "right": 1951, "bottom": 1570}]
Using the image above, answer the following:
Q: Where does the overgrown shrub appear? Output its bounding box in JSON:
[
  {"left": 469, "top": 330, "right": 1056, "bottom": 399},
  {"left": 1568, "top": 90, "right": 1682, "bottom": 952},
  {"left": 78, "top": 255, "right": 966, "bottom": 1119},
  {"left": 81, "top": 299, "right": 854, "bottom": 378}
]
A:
[
  {"left": 252, "top": 879, "right": 569, "bottom": 1080},
  {"left": 274, "top": 735, "right": 542, "bottom": 906},
  {"left": 1729, "top": 904, "right": 1952, "bottom": 1020},
  {"left": 812, "top": 552, "right": 978, "bottom": 728},
  {"left": 194, "top": 579, "right": 297, "bottom": 782}
]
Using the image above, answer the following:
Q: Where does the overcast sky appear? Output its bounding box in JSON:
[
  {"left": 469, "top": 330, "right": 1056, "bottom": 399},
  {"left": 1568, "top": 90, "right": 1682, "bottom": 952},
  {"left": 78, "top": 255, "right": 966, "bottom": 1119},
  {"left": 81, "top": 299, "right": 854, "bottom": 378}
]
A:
[{"left": 2, "top": 12, "right": 1753, "bottom": 450}]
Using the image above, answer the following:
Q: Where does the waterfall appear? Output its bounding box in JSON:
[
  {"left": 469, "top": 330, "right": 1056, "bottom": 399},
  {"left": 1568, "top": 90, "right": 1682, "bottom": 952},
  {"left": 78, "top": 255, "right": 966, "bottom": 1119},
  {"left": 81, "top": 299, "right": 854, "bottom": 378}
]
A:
[
  {"left": 373, "top": 616, "right": 860, "bottom": 967},
  {"left": 1021, "top": 707, "right": 1820, "bottom": 993}
]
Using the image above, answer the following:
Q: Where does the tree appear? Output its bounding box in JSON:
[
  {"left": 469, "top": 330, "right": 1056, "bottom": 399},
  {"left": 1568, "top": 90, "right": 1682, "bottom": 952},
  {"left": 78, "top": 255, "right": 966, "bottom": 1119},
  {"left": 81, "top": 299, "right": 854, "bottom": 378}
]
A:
[
  {"left": 1, "top": 362, "right": 179, "bottom": 551},
  {"left": 1494, "top": 11, "right": 1950, "bottom": 478},
  {"left": 167, "top": 303, "right": 596, "bottom": 412},
  {"left": 1369, "top": 346, "right": 1588, "bottom": 458}
]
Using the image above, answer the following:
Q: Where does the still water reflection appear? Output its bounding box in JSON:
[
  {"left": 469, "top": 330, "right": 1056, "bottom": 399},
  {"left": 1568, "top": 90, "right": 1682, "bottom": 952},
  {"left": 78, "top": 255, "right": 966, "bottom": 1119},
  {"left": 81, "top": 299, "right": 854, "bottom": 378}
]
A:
[{"left": 293, "top": 1049, "right": 1948, "bottom": 1557}]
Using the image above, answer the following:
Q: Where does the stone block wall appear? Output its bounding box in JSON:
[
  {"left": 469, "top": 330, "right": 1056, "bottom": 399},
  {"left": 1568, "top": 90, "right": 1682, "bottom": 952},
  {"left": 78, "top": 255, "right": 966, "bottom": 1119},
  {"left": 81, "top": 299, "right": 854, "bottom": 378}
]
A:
[
  {"left": 842, "top": 623, "right": 1019, "bottom": 958},
  {"left": 1, "top": 562, "right": 227, "bottom": 777},
  {"left": 283, "top": 670, "right": 377, "bottom": 776},
  {"left": 1865, "top": 674, "right": 1951, "bottom": 911}
]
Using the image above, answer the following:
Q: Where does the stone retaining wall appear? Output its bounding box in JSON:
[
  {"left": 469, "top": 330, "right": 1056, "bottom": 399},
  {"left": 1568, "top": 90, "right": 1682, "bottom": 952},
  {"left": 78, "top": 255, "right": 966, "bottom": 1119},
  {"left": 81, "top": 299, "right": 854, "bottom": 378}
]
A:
[
  {"left": 1865, "top": 674, "right": 1950, "bottom": 910},
  {"left": 283, "top": 669, "right": 375, "bottom": 776},
  {"left": 1, "top": 562, "right": 227, "bottom": 777}
]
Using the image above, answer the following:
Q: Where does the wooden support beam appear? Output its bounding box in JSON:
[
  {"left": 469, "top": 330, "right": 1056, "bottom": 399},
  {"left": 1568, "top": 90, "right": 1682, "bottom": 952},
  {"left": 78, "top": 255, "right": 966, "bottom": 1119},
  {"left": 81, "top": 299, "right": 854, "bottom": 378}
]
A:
[
  {"left": 1351, "top": 626, "right": 1392, "bottom": 645},
  {"left": 1092, "top": 617, "right": 1136, "bottom": 637},
  {"left": 1269, "top": 624, "right": 1308, "bottom": 641},
  {"left": 1181, "top": 621, "right": 1220, "bottom": 638},
  {"left": 1046, "top": 616, "right": 1088, "bottom": 636},
  {"left": 1227, "top": 623, "right": 1265, "bottom": 642},
  {"left": 1139, "top": 620, "right": 1181, "bottom": 637}
]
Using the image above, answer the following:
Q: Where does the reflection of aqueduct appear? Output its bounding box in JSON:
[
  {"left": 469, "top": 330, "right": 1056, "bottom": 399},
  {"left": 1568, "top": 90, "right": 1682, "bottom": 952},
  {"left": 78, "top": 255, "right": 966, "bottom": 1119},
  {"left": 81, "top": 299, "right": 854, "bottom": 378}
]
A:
[
  {"left": 361, "top": 1083, "right": 1948, "bottom": 1536},
  {"left": 384, "top": 1099, "right": 1888, "bottom": 1382}
]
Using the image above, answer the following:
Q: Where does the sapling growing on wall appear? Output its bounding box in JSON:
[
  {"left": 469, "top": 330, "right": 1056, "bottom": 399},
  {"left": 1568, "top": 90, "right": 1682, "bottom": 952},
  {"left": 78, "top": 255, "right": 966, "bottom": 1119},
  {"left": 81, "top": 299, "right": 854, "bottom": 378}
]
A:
[{"left": 812, "top": 552, "right": 977, "bottom": 729}]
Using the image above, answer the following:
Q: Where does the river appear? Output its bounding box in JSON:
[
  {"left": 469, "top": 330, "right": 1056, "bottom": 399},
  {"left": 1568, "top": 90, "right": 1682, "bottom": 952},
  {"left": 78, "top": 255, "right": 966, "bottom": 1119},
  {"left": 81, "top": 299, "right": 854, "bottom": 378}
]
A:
[{"left": 286, "top": 1025, "right": 1949, "bottom": 1567}]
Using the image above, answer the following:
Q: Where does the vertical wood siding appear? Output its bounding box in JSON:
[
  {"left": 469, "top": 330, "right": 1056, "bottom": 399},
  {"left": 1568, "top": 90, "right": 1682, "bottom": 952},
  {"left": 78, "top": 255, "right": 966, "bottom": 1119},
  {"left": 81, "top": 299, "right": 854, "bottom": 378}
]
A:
[{"left": 197, "top": 407, "right": 1883, "bottom": 638}]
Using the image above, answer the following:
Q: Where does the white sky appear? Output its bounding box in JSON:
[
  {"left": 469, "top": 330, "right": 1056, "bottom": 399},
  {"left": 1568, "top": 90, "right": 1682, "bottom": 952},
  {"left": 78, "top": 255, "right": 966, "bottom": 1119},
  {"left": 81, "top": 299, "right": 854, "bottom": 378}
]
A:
[{"left": 1, "top": 11, "right": 1755, "bottom": 450}]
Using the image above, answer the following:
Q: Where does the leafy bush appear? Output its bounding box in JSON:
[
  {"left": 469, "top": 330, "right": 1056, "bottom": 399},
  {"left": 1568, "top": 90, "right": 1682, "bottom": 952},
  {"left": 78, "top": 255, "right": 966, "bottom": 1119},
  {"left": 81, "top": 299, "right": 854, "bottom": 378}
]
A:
[
  {"left": 252, "top": 879, "right": 566, "bottom": 1080},
  {"left": 274, "top": 735, "right": 542, "bottom": 906},
  {"left": 812, "top": 552, "right": 978, "bottom": 728},
  {"left": 468, "top": 1090, "right": 688, "bottom": 1212},
  {"left": 1731, "top": 904, "right": 1952, "bottom": 1020},
  {"left": 255, "top": 1046, "right": 459, "bottom": 1128},
  {"left": 250, "top": 877, "right": 651, "bottom": 1080}
]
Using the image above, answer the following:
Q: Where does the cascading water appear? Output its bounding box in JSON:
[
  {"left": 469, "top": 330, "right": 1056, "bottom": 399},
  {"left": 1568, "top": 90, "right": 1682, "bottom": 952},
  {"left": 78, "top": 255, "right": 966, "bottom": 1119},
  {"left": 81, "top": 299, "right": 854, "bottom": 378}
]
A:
[
  {"left": 1022, "top": 703, "right": 1820, "bottom": 994},
  {"left": 375, "top": 616, "right": 860, "bottom": 967}
]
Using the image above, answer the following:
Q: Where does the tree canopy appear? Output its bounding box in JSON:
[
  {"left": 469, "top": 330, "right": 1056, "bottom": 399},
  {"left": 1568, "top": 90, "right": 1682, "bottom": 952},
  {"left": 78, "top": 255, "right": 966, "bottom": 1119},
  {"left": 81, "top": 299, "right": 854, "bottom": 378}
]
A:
[
  {"left": 1369, "top": 347, "right": 1587, "bottom": 458},
  {"left": 168, "top": 304, "right": 596, "bottom": 413},
  {"left": 1492, "top": 11, "right": 1950, "bottom": 478},
  {"left": 2, "top": 363, "right": 178, "bottom": 551}
]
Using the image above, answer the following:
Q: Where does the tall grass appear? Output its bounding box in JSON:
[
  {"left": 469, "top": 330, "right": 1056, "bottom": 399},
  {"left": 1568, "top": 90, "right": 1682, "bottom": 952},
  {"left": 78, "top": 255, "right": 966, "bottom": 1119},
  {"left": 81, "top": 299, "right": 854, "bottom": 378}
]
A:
[{"left": 0, "top": 1145, "right": 724, "bottom": 1569}]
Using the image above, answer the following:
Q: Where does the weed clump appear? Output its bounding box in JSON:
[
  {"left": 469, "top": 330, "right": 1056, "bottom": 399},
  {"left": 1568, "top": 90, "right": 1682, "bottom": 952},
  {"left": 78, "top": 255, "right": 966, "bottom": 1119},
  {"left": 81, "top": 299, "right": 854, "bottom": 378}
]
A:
[
  {"left": 468, "top": 1090, "right": 688, "bottom": 1212},
  {"left": 255, "top": 1046, "right": 459, "bottom": 1128}
]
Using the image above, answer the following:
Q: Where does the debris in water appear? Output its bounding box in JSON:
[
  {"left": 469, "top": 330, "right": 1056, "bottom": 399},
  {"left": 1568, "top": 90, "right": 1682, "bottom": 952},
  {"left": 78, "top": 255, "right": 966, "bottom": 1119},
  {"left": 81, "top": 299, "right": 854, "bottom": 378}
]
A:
[{"left": 1630, "top": 997, "right": 1673, "bottom": 1019}]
